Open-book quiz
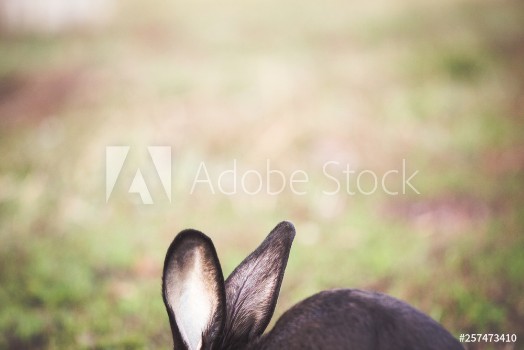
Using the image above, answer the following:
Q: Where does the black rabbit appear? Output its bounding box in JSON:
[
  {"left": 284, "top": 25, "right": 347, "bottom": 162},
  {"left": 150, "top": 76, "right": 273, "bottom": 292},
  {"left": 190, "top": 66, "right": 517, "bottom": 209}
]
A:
[{"left": 162, "top": 221, "right": 463, "bottom": 350}]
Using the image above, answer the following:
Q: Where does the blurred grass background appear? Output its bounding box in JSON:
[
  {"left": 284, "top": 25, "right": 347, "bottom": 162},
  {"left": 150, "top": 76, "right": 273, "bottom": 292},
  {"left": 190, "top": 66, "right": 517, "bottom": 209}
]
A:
[{"left": 0, "top": 0, "right": 523, "bottom": 349}]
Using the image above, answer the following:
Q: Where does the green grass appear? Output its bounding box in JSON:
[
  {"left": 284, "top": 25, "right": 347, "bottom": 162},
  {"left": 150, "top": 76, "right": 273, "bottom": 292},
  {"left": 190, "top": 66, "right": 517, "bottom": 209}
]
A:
[{"left": 1, "top": 0, "right": 523, "bottom": 348}]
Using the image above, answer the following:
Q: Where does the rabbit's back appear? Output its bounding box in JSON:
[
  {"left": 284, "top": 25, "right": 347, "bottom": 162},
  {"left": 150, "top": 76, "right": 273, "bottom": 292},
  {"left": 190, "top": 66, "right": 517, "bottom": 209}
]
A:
[{"left": 257, "top": 289, "right": 463, "bottom": 350}]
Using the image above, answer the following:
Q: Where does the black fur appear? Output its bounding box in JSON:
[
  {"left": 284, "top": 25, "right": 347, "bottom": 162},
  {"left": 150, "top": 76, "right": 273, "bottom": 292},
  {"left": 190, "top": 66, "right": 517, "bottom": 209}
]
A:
[
  {"left": 255, "top": 289, "right": 463, "bottom": 350},
  {"left": 162, "top": 222, "right": 463, "bottom": 350},
  {"left": 162, "top": 229, "right": 226, "bottom": 350},
  {"left": 221, "top": 221, "right": 295, "bottom": 349}
]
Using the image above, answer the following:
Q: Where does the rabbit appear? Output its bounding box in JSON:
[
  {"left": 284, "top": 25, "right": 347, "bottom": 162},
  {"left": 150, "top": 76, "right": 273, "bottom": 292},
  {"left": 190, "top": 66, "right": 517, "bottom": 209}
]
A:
[{"left": 162, "top": 221, "right": 464, "bottom": 350}]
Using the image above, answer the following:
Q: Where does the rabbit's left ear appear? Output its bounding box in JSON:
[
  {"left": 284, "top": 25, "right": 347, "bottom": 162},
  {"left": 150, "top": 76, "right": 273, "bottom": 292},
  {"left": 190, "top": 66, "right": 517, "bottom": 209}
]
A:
[
  {"left": 222, "top": 221, "right": 295, "bottom": 347},
  {"left": 162, "top": 229, "right": 226, "bottom": 350}
]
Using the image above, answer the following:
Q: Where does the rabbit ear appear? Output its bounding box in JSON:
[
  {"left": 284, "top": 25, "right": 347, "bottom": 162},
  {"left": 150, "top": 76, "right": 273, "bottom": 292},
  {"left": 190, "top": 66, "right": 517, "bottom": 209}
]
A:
[
  {"left": 222, "top": 221, "right": 295, "bottom": 347},
  {"left": 162, "top": 229, "right": 226, "bottom": 350}
]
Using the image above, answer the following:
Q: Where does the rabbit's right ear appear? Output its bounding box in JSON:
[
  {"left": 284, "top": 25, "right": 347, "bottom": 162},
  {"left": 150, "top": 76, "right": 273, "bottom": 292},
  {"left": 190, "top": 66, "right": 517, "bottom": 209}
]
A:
[
  {"left": 222, "top": 221, "right": 295, "bottom": 348},
  {"left": 162, "top": 229, "right": 226, "bottom": 350}
]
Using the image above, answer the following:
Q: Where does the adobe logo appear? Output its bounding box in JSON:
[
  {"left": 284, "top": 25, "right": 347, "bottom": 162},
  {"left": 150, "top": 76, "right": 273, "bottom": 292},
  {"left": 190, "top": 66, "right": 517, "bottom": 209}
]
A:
[{"left": 105, "top": 146, "right": 171, "bottom": 204}]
